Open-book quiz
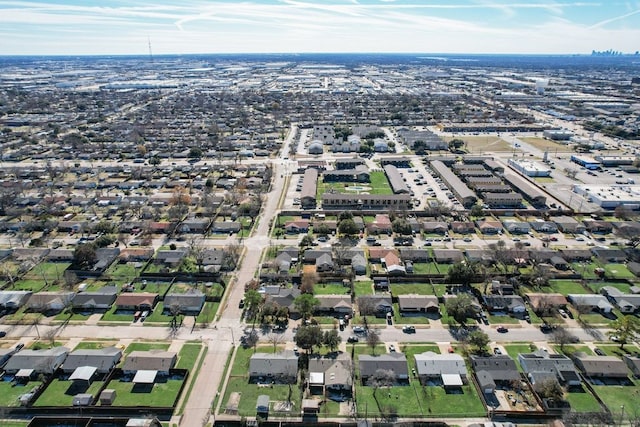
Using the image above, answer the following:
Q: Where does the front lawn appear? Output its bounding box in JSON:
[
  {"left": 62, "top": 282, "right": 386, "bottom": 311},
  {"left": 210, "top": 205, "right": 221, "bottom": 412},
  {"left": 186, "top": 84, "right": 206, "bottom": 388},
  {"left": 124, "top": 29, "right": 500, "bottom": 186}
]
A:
[
  {"left": 353, "top": 281, "right": 373, "bottom": 296},
  {"left": 123, "top": 342, "right": 170, "bottom": 355},
  {"left": 390, "top": 283, "right": 435, "bottom": 295},
  {"left": 73, "top": 340, "right": 119, "bottom": 350}
]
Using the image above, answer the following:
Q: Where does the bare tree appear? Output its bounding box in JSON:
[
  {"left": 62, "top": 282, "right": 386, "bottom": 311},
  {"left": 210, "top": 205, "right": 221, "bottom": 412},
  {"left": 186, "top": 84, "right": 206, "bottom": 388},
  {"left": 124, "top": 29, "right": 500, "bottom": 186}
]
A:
[
  {"left": 267, "top": 333, "right": 286, "bottom": 352},
  {"left": 366, "top": 329, "right": 381, "bottom": 355},
  {"left": 552, "top": 326, "right": 578, "bottom": 352}
]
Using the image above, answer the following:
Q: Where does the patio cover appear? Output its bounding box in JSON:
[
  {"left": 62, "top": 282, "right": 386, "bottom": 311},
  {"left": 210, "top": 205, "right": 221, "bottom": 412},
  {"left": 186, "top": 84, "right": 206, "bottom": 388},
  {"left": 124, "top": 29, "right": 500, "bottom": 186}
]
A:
[
  {"left": 70, "top": 366, "right": 97, "bottom": 381},
  {"left": 15, "top": 369, "right": 34, "bottom": 378},
  {"left": 309, "top": 372, "right": 324, "bottom": 385},
  {"left": 442, "top": 374, "right": 463, "bottom": 387},
  {"left": 133, "top": 369, "right": 157, "bottom": 384}
]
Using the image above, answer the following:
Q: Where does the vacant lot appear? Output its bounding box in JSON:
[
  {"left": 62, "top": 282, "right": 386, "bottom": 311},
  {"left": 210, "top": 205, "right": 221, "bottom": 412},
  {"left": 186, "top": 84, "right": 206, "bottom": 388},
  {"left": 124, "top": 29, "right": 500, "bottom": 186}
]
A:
[
  {"left": 519, "top": 137, "right": 575, "bottom": 152},
  {"left": 443, "top": 136, "right": 512, "bottom": 153}
]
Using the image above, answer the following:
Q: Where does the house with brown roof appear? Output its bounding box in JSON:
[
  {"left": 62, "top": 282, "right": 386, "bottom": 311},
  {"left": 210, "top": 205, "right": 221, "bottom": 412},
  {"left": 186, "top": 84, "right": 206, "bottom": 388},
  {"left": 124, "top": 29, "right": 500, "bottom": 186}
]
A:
[
  {"left": 367, "top": 214, "right": 392, "bottom": 235},
  {"left": 114, "top": 293, "right": 159, "bottom": 311},
  {"left": 573, "top": 354, "right": 629, "bottom": 379},
  {"left": 476, "top": 220, "right": 503, "bottom": 234},
  {"left": 122, "top": 350, "right": 177, "bottom": 374},
  {"left": 451, "top": 221, "right": 476, "bottom": 234},
  {"left": 525, "top": 293, "right": 568, "bottom": 314},
  {"left": 284, "top": 219, "right": 310, "bottom": 234},
  {"left": 397, "top": 294, "right": 439, "bottom": 314},
  {"left": 433, "top": 249, "right": 464, "bottom": 264},
  {"left": 314, "top": 295, "right": 352, "bottom": 315},
  {"left": 368, "top": 247, "right": 398, "bottom": 263}
]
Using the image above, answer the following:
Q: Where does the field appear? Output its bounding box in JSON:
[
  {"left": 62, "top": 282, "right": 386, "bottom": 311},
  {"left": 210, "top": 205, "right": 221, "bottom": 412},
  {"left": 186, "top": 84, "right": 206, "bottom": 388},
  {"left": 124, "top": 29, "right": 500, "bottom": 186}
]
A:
[
  {"left": 443, "top": 136, "right": 512, "bottom": 153},
  {"left": 316, "top": 171, "right": 393, "bottom": 197},
  {"left": 519, "top": 137, "right": 575, "bottom": 152}
]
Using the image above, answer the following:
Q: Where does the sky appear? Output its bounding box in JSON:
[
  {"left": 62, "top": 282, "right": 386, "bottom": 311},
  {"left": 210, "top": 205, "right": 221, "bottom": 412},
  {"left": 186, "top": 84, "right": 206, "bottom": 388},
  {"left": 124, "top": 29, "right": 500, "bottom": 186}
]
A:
[{"left": 0, "top": 0, "right": 639, "bottom": 56}]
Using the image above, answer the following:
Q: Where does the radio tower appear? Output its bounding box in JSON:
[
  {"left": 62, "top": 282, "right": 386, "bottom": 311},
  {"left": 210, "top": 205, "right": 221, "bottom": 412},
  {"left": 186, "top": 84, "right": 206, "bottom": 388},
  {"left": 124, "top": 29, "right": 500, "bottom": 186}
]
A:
[{"left": 148, "top": 37, "right": 154, "bottom": 63}]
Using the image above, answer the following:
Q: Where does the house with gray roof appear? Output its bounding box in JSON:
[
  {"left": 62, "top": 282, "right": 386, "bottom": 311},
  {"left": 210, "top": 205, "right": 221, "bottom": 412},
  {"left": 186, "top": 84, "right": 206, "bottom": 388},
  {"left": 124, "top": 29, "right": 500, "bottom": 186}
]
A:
[
  {"left": 397, "top": 294, "right": 439, "bottom": 314},
  {"left": 26, "top": 292, "right": 75, "bottom": 314},
  {"left": 573, "top": 354, "right": 629, "bottom": 379},
  {"left": 470, "top": 355, "right": 520, "bottom": 394},
  {"left": 567, "top": 294, "right": 614, "bottom": 314},
  {"left": 122, "top": 350, "right": 177, "bottom": 374},
  {"left": 249, "top": 351, "right": 298, "bottom": 384},
  {"left": 414, "top": 352, "right": 467, "bottom": 386},
  {"left": 62, "top": 347, "right": 122, "bottom": 373},
  {"left": 433, "top": 249, "right": 464, "bottom": 264},
  {"left": 599, "top": 286, "right": 640, "bottom": 313},
  {"left": 163, "top": 290, "right": 206, "bottom": 314},
  {"left": 359, "top": 353, "right": 409, "bottom": 385},
  {"left": 71, "top": 286, "right": 117, "bottom": 312},
  {"left": 518, "top": 349, "right": 581, "bottom": 386},
  {"left": 4, "top": 346, "right": 69, "bottom": 375},
  {"left": 0, "top": 291, "right": 32, "bottom": 311},
  {"left": 623, "top": 355, "right": 640, "bottom": 378},
  {"left": 308, "top": 353, "right": 353, "bottom": 398},
  {"left": 351, "top": 254, "right": 367, "bottom": 275},
  {"left": 315, "top": 295, "right": 352, "bottom": 315}
]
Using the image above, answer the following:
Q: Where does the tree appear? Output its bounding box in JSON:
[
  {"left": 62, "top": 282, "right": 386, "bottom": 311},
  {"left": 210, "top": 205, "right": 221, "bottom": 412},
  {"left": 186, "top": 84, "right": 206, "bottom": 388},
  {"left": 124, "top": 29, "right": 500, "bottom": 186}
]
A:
[
  {"left": 300, "top": 271, "right": 318, "bottom": 295},
  {"left": 294, "top": 294, "right": 320, "bottom": 320},
  {"left": 322, "top": 329, "right": 342, "bottom": 352},
  {"left": 267, "top": 333, "right": 286, "bottom": 352},
  {"left": 294, "top": 325, "right": 323, "bottom": 353},
  {"left": 73, "top": 243, "right": 96, "bottom": 269},
  {"left": 615, "top": 225, "right": 640, "bottom": 248},
  {"left": 299, "top": 235, "right": 314, "bottom": 249},
  {"left": 338, "top": 218, "right": 359, "bottom": 236},
  {"left": 449, "top": 138, "right": 464, "bottom": 151},
  {"left": 244, "top": 289, "right": 263, "bottom": 323},
  {"left": 534, "top": 378, "right": 564, "bottom": 403},
  {"left": 551, "top": 326, "right": 578, "bottom": 352},
  {"left": 366, "top": 329, "right": 381, "bottom": 355},
  {"left": 446, "top": 261, "right": 479, "bottom": 287},
  {"left": 470, "top": 204, "right": 484, "bottom": 218},
  {"left": 391, "top": 218, "right": 412, "bottom": 235},
  {"left": 467, "top": 330, "right": 490, "bottom": 354},
  {"left": 188, "top": 147, "right": 203, "bottom": 158},
  {"left": 444, "top": 293, "right": 477, "bottom": 326},
  {"left": 608, "top": 315, "right": 640, "bottom": 349},
  {"left": 487, "top": 240, "right": 511, "bottom": 274},
  {"left": 413, "top": 140, "right": 427, "bottom": 155},
  {"left": 368, "top": 368, "right": 396, "bottom": 409}
]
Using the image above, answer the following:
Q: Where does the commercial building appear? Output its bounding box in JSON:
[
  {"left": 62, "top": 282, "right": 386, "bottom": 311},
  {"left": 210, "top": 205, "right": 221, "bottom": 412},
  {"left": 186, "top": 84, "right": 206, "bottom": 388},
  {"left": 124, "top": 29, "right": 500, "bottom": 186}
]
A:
[
  {"left": 300, "top": 168, "right": 318, "bottom": 209},
  {"left": 508, "top": 158, "right": 551, "bottom": 177},
  {"left": 571, "top": 155, "right": 600, "bottom": 170},
  {"left": 572, "top": 184, "right": 640, "bottom": 210}
]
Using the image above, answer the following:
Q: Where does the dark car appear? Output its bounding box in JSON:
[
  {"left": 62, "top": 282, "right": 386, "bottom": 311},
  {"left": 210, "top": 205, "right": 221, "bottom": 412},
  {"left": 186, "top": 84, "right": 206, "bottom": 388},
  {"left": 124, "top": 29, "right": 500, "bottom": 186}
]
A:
[
  {"left": 0, "top": 331, "right": 6, "bottom": 338},
  {"left": 238, "top": 299, "right": 245, "bottom": 309},
  {"left": 402, "top": 325, "right": 416, "bottom": 333},
  {"left": 594, "top": 348, "right": 606, "bottom": 356},
  {"left": 540, "top": 323, "right": 554, "bottom": 333},
  {"left": 347, "top": 336, "right": 359, "bottom": 343},
  {"left": 497, "top": 326, "right": 508, "bottom": 333},
  {"left": 493, "top": 347, "right": 502, "bottom": 355}
]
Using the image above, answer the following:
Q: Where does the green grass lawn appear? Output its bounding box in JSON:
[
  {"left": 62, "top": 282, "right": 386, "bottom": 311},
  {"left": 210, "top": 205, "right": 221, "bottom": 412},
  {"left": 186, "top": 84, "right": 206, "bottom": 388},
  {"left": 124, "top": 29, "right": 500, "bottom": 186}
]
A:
[
  {"left": 123, "top": 342, "right": 170, "bottom": 355},
  {"left": 73, "top": 340, "right": 119, "bottom": 350},
  {"left": 390, "top": 283, "right": 435, "bottom": 295},
  {"left": 222, "top": 377, "right": 301, "bottom": 417},
  {"left": 587, "top": 281, "right": 633, "bottom": 294},
  {"left": 594, "top": 344, "right": 640, "bottom": 357},
  {"left": 412, "top": 263, "right": 452, "bottom": 275},
  {"left": 488, "top": 315, "right": 520, "bottom": 325},
  {"left": 393, "top": 304, "right": 430, "bottom": 324},
  {"left": 400, "top": 344, "right": 441, "bottom": 362},
  {"left": 601, "top": 264, "right": 636, "bottom": 280},
  {"left": 314, "top": 283, "right": 350, "bottom": 295},
  {"left": 100, "top": 305, "right": 134, "bottom": 323},
  {"left": 34, "top": 378, "right": 105, "bottom": 406},
  {"left": 591, "top": 379, "right": 640, "bottom": 415},
  {"left": 176, "top": 343, "right": 203, "bottom": 370},
  {"left": 503, "top": 343, "right": 537, "bottom": 370},
  {"left": 196, "top": 302, "right": 219, "bottom": 324},
  {"left": 0, "top": 380, "right": 43, "bottom": 406},
  {"left": 565, "top": 385, "right": 603, "bottom": 413},
  {"left": 355, "top": 379, "right": 485, "bottom": 418},
  {"left": 368, "top": 171, "right": 394, "bottom": 195},
  {"left": 353, "top": 281, "right": 373, "bottom": 296},
  {"left": 549, "top": 280, "right": 589, "bottom": 294},
  {"left": 554, "top": 345, "right": 593, "bottom": 357},
  {"left": 105, "top": 262, "right": 140, "bottom": 282},
  {"left": 570, "top": 262, "right": 599, "bottom": 280},
  {"left": 105, "top": 377, "right": 184, "bottom": 407}
]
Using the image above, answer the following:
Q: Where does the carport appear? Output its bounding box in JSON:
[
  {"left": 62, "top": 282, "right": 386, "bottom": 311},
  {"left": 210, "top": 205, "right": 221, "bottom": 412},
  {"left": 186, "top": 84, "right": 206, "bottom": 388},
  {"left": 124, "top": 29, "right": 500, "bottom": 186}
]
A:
[{"left": 133, "top": 369, "right": 158, "bottom": 384}]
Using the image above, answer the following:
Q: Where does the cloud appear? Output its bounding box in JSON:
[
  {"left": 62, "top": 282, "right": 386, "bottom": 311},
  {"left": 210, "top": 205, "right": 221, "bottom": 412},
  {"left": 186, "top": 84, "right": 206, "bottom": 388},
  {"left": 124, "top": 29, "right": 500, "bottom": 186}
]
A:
[{"left": 588, "top": 6, "right": 640, "bottom": 28}]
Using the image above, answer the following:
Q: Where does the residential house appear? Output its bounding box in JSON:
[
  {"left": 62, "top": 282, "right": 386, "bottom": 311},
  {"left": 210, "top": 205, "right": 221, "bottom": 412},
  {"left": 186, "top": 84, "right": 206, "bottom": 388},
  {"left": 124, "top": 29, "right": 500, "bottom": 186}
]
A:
[
  {"left": 358, "top": 295, "right": 393, "bottom": 317},
  {"left": 314, "top": 295, "right": 352, "bottom": 316},
  {"left": 26, "top": 292, "right": 75, "bottom": 314},
  {"left": 316, "top": 253, "right": 335, "bottom": 272},
  {"left": 414, "top": 352, "right": 468, "bottom": 387},
  {"left": 470, "top": 355, "right": 521, "bottom": 394},
  {"left": 483, "top": 295, "right": 526, "bottom": 314},
  {"left": 351, "top": 254, "right": 367, "bottom": 275},
  {"left": 476, "top": 220, "right": 503, "bottom": 234},
  {"left": 382, "top": 251, "right": 405, "bottom": 275},
  {"left": 265, "top": 287, "right": 301, "bottom": 317},
  {"left": 502, "top": 220, "right": 531, "bottom": 234},
  {"left": 367, "top": 214, "right": 392, "bottom": 235},
  {"left": 368, "top": 248, "right": 398, "bottom": 263},
  {"left": 308, "top": 353, "right": 353, "bottom": 398},
  {"left": 590, "top": 247, "right": 627, "bottom": 263},
  {"left": 550, "top": 256, "right": 569, "bottom": 270},
  {"left": 583, "top": 220, "right": 613, "bottom": 234},
  {"left": 422, "top": 221, "right": 449, "bottom": 235},
  {"left": 525, "top": 293, "right": 568, "bottom": 314},
  {"left": 567, "top": 294, "right": 614, "bottom": 314},
  {"left": 163, "top": 290, "right": 206, "bottom": 315},
  {"left": 249, "top": 351, "right": 298, "bottom": 383},
  {"left": 71, "top": 286, "right": 118, "bottom": 312},
  {"left": 553, "top": 216, "right": 586, "bottom": 234},
  {"left": 599, "top": 287, "right": 640, "bottom": 314},
  {"left": 518, "top": 350, "right": 581, "bottom": 386},
  {"left": 0, "top": 291, "right": 32, "bottom": 311},
  {"left": 119, "top": 248, "right": 154, "bottom": 262},
  {"left": 573, "top": 354, "right": 629, "bottom": 379},
  {"left": 397, "top": 294, "right": 439, "bottom": 314},
  {"left": 303, "top": 249, "right": 332, "bottom": 264},
  {"left": 284, "top": 220, "right": 310, "bottom": 234},
  {"left": 62, "top": 347, "right": 122, "bottom": 374},
  {"left": 433, "top": 249, "right": 464, "bottom": 264},
  {"left": 155, "top": 249, "right": 188, "bottom": 268},
  {"left": 559, "top": 249, "right": 593, "bottom": 262},
  {"left": 359, "top": 353, "right": 409, "bottom": 384},
  {"left": 529, "top": 221, "right": 558, "bottom": 233},
  {"left": 211, "top": 221, "right": 241, "bottom": 234},
  {"left": 451, "top": 221, "right": 476, "bottom": 234},
  {"left": 4, "top": 346, "right": 70, "bottom": 375},
  {"left": 179, "top": 218, "right": 211, "bottom": 234},
  {"left": 114, "top": 293, "right": 159, "bottom": 311},
  {"left": 122, "top": 350, "right": 177, "bottom": 375},
  {"left": 623, "top": 355, "right": 640, "bottom": 378},
  {"left": 399, "top": 248, "right": 429, "bottom": 263}
]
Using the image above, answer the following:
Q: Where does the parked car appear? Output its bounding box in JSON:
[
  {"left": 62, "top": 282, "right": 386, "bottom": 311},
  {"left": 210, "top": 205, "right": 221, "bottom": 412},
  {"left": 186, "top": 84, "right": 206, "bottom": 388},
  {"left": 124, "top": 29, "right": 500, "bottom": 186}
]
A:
[
  {"left": 353, "top": 326, "right": 366, "bottom": 334},
  {"left": 238, "top": 299, "right": 245, "bottom": 309},
  {"left": 594, "top": 348, "right": 606, "bottom": 356},
  {"left": 540, "top": 323, "right": 555, "bottom": 333},
  {"left": 388, "top": 344, "right": 396, "bottom": 353},
  {"left": 558, "top": 308, "right": 568, "bottom": 318},
  {"left": 0, "top": 331, "right": 6, "bottom": 338},
  {"left": 493, "top": 347, "right": 502, "bottom": 355},
  {"left": 347, "top": 336, "right": 359, "bottom": 343},
  {"left": 497, "top": 326, "right": 509, "bottom": 333},
  {"left": 402, "top": 325, "right": 416, "bottom": 333}
]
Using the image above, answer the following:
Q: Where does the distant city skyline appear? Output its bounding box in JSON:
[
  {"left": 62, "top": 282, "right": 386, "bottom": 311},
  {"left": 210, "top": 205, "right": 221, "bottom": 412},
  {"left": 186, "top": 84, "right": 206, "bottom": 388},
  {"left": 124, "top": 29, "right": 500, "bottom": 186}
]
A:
[{"left": 0, "top": 0, "right": 639, "bottom": 56}]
